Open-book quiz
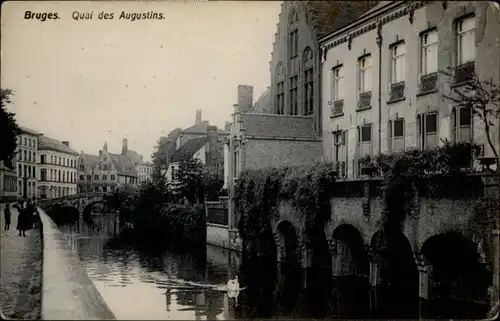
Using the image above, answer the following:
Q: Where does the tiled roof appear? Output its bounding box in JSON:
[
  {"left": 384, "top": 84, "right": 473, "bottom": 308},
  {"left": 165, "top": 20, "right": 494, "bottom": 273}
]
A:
[
  {"left": 249, "top": 88, "right": 271, "bottom": 114},
  {"left": 171, "top": 137, "right": 208, "bottom": 163},
  {"left": 124, "top": 149, "right": 143, "bottom": 165},
  {"left": 38, "top": 136, "right": 79, "bottom": 155},
  {"left": 19, "top": 126, "right": 40, "bottom": 136},
  {"left": 79, "top": 153, "right": 99, "bottom": 171},
  {"left": 108, "top": 153, "right": 138, "bottom": 177},
  {"left": 182, "top": 122, "right": 228, "bottom": 135},
  {"left": 240, "top": 114, "right": 317, "bottom": 139},
  {"left": 306, "top": 0, "right": 381, "bottom": 39}
]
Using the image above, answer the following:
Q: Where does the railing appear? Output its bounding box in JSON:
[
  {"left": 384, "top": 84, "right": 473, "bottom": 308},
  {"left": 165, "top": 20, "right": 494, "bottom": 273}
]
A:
[
  {"left": 205, "top": 198, "right": 228, "bottom": 226},
  {"left": 389, "top": 81, "right": 405, "bottom": 101},
  {"left": 454, "top": 61, "right": 475, "bottom": 84},
  {"left": 331, "top": 99, "right": 344, "bottom": 116},
  {"left": 419, "top": 72, "right": 438, "bottom": 93},
  {"left": 358, "top": 91, "right": 372, "bottom": 110}
]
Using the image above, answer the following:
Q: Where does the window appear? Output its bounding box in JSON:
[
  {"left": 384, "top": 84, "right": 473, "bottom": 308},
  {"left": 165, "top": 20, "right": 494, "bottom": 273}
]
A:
[
  {"left": 391, "top": 43, "right": 406, "bottom": 84},
  {"left": 79, "top": 175, "right": 84, "bottom": 181},
  {"left": 58, "top": 157, "right": 61, "bottom": 165},
  {"left": 303, "top": 47, "right": 314, "bottom": 115},
  {"left": 333, "top": 130, "right": 347, "bottom": 178},
  {"left": 24, "top": 137, "right": 27, "bottom": 146},
  {"left": 50, "top": 155, "right": 53, "bottom": 164},
  {"left": 389, "top": 119, "right": 405, "bottom": 153},
  {"left": 103, "top": 175, "right": 107, "bottom": 181},
  {"left": 452, "top": 106, "right": 473, "bottom": 143},
  {"left": 457, "top": 16, "right": 476, "bottom": 65},
  {"left": 332, "top": 66, "right": 344, "bottom": 101},
  {"left": 417, "top": 112, "right": 438, "bottom": 149},
  {"left": 40, "top": 155, "right": 46, "bottom": 164},
  {"left": 23, "top": 165, "right": 27, "bottom": 178},
  {"left": 289, "top": 76, "right": 298, "bottom": 115},
  {"left": 18, "top": 164, "right": 22, "bottom": 176},
  {"left": 41, "top": 169, "right": 47, "bottom": 181},
  {"left": 111, "top": 174, "right": 115, "bottom": 181},
  {"left": 94, "top": 174, "right": 99, "bottom": 180},
  {"left": 23, "top": 150, "right": 27, "bottom": 162},
  {"left": 359, "top": 55, "right": 372, "bottom": 93},
  {"left": 276, "top": 82, "right": 285, "bottom": 114},
  {"left": 63, "top": 171, "right": 66, "bottom": 182},
  {"left": 421, "top": 30, "right": 438, "bottom": 75},
  {"left": 28, "top": 139, "right": 31, "bottom": 148},
  {"left": 87, "top": 175, "right": 91, "bottom": 182},
  {"left": 358, "top": 124, "right": 372, "bottom": 156}
]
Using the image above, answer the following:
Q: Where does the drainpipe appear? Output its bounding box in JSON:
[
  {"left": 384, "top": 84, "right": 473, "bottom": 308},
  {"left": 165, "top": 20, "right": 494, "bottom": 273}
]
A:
[{"left": 376, "top": 20, "right": 383, "bottom": 155}]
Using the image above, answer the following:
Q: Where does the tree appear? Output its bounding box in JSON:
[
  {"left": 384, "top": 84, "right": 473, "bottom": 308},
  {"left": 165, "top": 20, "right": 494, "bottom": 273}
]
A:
[
  {"left": 0, "top": 89, "right": 21, "bottom": 169},
  {"left": 204, "top": 165, "right": 224, "bottom": 201},
  {"left": 442, "top": 69, "right": 500, "bottom": 168},
  {"left": 171, "top": 156, "right": 205, "bottom": 204},
  {"left": 151, "top": 128, "right": 182, "bottom": 171}
]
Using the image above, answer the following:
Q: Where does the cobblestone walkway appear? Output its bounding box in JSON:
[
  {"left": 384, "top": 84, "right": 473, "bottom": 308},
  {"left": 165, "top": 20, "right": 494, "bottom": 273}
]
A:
[{"left": 0, "top": 204, "right": 42, "bottom": 320}]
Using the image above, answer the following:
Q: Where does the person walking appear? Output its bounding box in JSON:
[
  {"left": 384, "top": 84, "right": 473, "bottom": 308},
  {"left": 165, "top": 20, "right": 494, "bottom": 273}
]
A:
[
  {"left": 16, "top": 200, "right": 30, "bottom": 237},
  {"left": 4, "top": 203, "right": 12, "bottom": 230}
]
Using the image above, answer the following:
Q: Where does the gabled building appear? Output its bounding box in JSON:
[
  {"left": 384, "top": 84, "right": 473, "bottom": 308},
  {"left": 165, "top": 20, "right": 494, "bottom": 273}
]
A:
[
  {"left": 77, "top": 142, "right": 139, "bottom": 193},
  {"left": 120, "top": 138, "right": 153, "bottom": 185},
  {"left": 14, "top": 126, "right": 41, "bottom": 199}
]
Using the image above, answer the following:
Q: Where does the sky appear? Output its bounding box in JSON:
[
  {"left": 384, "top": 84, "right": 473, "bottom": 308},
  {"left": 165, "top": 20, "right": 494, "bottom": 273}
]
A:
[{"left": 1, "top": 0, "right": 281, "bottom": 162}]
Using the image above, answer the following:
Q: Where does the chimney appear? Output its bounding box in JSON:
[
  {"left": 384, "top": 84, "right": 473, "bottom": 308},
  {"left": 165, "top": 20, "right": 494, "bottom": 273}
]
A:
[
  {"left": 62, "top": 141, "right": 70, "bottom": 147},
  {"left": 237, "top": 85, "right": 254, "bottom": 113},
  {"left": 122, "top": 138, "right": 128, "bottom": 154},
  {"left": 195, "top": 110, "right": 202, "bottom": 125}
]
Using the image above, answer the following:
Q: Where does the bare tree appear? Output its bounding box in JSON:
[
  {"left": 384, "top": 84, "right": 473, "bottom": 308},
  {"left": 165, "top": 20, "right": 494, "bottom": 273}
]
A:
[{"left": 441, "top": 69, "right": 500, "bottom": 168}]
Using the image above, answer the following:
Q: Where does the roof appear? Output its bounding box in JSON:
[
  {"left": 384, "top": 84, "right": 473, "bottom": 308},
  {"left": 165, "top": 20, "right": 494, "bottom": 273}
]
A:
[
  {"left": 305, "top": 0, "right": 381, "bottom": 39},
  {"left": 38, "top": 136, "right": 79, "bottom": 155},
  {"left": 108, "top": 153, "right": 138, "bottom": 177},
  {"left": 240, "top": 113, "right": 317, "bottom": 139},
  {"left": 124, "top": 149, "right": 143, "bottom": 165},
  {"left": 79, "top": 153, "right": 99, "bottom": 170},
  {"left": 19, "top": 126, "right": 40, "bottom": 136},
  {"left": 171, "top": 137, "right": 208, "bottom": 163},
  {"left": 249, "top": 88, "right": 271, "bottom": 114},
  {"left": 182, "top": 122, "right": 228, "bottom": 135}
]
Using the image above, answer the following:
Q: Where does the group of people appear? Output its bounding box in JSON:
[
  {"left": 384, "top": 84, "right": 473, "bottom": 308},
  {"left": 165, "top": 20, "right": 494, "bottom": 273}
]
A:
[{"left": 3, "top": 200, "right": 40, "bottom": 236}]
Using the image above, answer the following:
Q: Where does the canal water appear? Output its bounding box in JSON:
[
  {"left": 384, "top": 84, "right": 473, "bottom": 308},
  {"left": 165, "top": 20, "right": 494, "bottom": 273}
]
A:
[{"left": 57, "top": 214, "right": 335, "bottom": 320}]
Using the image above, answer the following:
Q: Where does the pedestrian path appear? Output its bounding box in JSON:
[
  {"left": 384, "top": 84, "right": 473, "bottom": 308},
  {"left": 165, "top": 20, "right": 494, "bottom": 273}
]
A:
[{"left": 0, "top": 204, "right": 42, "bottom": 320}]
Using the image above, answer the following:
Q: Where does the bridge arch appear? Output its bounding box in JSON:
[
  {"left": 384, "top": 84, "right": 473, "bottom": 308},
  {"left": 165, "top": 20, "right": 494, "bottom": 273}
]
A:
[
  {"left": 331, "top": 224, "right": 370, "bottom": 317},
  {"left": 274, "top": 220, "right": 300, "bottom": 266},
  {"left": 420, "top": 231, "right": 492, "bottom": 319},
  {"left": 370, "top": 228, "right": 419, "bottom": 318}
]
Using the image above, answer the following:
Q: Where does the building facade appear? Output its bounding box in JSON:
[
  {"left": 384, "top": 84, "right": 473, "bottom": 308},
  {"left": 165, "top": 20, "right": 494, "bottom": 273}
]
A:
[
  {"left": 38, "top": 136, "right": 79, "bottom": 199},
  {"left": 78, "top": 142, "right": 139, "bottom": 193},
  {"left": 14, "top": 126, "right": 40, "bottom": 199},
  {"left": 0, "top": 164, "right": 17, "bottom": 202},
  {"left": 269, "top": 1, "right": 378, "bottom": 134},
  {"left": 120, "top": 139, "right": 153, "bottom": 185},
  {"left": 320, "top": 1, "right": 500, "bottom": 179}
]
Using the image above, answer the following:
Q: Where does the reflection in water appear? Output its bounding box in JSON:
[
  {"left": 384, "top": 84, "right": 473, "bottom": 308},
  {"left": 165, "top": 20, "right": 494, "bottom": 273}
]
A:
[{"left": 57, "top": 215, "right": 360, "bottom": 319}]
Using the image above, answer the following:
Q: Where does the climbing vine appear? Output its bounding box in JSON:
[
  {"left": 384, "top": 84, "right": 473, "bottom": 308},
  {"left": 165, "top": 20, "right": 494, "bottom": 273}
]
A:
[
  {"left": 235, "top": 163, "right": 336, "bottom": 256},
  {"left": 360, "top": 140, "right": 481, "bottom": 230}
]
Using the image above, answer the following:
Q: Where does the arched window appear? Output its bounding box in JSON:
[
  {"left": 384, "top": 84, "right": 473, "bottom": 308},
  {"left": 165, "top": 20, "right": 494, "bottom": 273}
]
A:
[
  {"left": 288, "top": 9, "right": 299, "bottom": 115},
  {"left": 303, "top": 47, "right": 314, "bottom": 115},
  {"left": 276, "top": 62, "right": 285, "bottom": 115}
]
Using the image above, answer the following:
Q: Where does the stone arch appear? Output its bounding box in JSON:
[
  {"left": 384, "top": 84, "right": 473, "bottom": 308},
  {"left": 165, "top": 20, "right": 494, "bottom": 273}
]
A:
[
  {"left": 420, "top": 231, "right": 491, "bottom": 319},
  {"left": 331, "top": 224, "right": 370, "bottom": 317},
  {"left": 274, "top": 220, "right": 300, "bottom": 266},
  {"left": 370, "top": 229, "right": 419, "bottom": 318}
]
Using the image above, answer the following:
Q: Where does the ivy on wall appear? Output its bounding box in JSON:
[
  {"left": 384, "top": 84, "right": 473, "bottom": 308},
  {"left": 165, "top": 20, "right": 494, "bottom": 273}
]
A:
[{"left": 235, "top": 163, "right": 336, "bottom": 256}]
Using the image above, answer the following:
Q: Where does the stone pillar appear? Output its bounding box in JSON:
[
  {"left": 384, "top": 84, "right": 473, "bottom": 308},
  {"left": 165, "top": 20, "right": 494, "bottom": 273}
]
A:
[
  {"left": 415, "top": 252, "right": 432, "bottom": 319},
  {"left": 223, "top": 139, "right": 230, "bottom": 190},
  {"left": 368, "top": 246, "right": 380, "bottom": 312},
  {"left": 273, "top": 232, "right": 284, "bottom": 263}
]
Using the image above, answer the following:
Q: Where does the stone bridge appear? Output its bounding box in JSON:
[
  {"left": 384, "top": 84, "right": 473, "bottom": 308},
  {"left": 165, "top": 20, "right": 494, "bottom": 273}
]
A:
[
  {"left": 39, "top": 193, "right": 111, "bottom": 217},
  {"left": 265, "top": 173, "right": 499, "bottom": 319}
]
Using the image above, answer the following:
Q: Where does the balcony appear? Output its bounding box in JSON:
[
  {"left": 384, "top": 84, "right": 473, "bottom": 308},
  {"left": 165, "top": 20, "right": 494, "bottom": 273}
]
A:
[
  {"left": 419, "top": 72, "right": 438, "bottom": 94},
  {"left": 357, "top": 91, "right": 372, "bottom": 111},
  {"left": 454, "top": 61, "right": 475, "bottom": 84},
  {"left": 388, "top": 81, "right": 405, "bottom": 102},
  {"left": 331, "top": 99, "right": 344, "bottom": 117}
]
